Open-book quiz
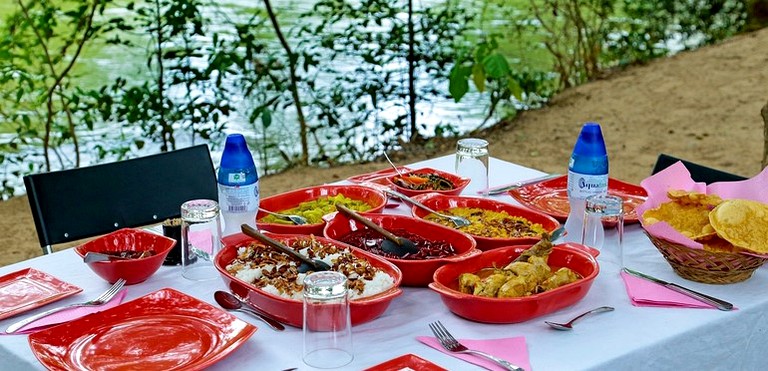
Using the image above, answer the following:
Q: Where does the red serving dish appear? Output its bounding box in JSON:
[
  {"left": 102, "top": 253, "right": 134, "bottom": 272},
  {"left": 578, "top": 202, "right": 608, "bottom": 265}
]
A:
[
  {"left": 410, "top": 194, "right": 561, "bottom": 250},
  {"left": 257, "top": 185, "right": 387, "bottom": 235},
  {"left": 385, "top": 167, "right": 470, "bottom": 197},
  {"left": 75, "top": 228, "right": 176, "bottom": 285},
  {"left": 429, "top": 243, "right": 599, "bottom": 323},
  {"left": 323, "top": 212, "right": 480, "bottom": 286},
  {"left": 215, "top": 233, "right": 403, "bottom": 328},
  {"left": 508, "top": 175, "right": 647, "bottom": 223}
]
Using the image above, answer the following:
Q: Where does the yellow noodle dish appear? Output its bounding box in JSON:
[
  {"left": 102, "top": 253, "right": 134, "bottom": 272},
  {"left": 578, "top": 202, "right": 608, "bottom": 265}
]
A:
[{"left": 424, "top": 207, "right": 546, "bottom": 238}]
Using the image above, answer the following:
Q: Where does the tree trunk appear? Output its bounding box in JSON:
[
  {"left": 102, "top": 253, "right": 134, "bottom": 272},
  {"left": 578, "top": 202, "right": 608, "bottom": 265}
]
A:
[{"left": 762, "top": 100, "right": 768, "bottom": 168}]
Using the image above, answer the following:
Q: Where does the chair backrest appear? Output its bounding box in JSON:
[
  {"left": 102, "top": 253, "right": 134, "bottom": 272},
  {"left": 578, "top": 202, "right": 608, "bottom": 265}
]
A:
[
  {"left": 651, "top": 154, "right": 747, "bottom": 184},
  {"left": 24, "top": 144, "right": 219, "bottom": 254}
]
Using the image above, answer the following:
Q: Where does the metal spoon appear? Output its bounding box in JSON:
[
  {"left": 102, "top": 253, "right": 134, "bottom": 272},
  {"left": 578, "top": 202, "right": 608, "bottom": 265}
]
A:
[
  {"left": 83, "top": 252, "right": 131, "bottom": 263},
  {"left": 545, "top": 306, "right": 614, "bottom": 331},
  {"left": 335, "top": 204, "right": 420, "bottom": 257},
  {"left": 381, "top": 188, "right": 472, "bottom": 228},
  {"left": 258, "top": 208, "right": 308, "bottom": 225},
  {"left": 240, "top": 224, "right": 331, "bottom": 273},
  {"left": 214, "top": 291, "right": 285, "bottom": 331},
  {"left": 383, "top": 151, "right": 406, "bottom": 177}
]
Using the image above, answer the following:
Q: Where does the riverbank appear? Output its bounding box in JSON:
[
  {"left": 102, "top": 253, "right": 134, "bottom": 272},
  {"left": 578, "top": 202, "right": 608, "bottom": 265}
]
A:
[{"left": 3, "top": 27, "right": 767, "bottom": 267}]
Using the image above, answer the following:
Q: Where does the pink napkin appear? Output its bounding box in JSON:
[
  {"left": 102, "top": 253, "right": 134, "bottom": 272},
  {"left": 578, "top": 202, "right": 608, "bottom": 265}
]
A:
[
  {"left": 190, "top": 230, "right": 213, "bottom": 253},
  {"left": 417, "top": 335, "right": 530, "bottom": 371},
  {"left": 3, "top": 289, "right": 128, "bottom": 335},
  {"left": 620, "top": 271, "right": 715, "bottom": 309},
  {"left": 636, "top": 162, "right": 768, "bottom": 251}
]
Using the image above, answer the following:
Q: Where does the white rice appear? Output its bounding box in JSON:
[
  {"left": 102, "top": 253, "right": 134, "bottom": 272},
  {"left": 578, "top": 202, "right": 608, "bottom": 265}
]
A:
[{"left": 226, "top": 242, "right": 395, "bottom": 301}]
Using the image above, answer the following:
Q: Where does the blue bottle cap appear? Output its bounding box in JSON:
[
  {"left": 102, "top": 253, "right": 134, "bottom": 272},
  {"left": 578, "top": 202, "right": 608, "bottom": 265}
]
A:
[
  {"left": 220, "top": 134, "right": 256, "bottom": 169},
  {"left": 573, "top": 122, "right": 606, "bottom": 157}
]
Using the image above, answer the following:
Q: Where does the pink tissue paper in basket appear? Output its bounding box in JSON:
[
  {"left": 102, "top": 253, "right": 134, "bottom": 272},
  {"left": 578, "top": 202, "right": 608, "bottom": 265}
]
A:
[{"left": 636, "top": 162, "right": 768, "bottom": 252}]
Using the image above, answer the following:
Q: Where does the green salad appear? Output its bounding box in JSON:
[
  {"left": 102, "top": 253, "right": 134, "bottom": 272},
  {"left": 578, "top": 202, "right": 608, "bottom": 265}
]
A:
[{"left": 260, "top": 194, "right": 373, "bottom": 224}]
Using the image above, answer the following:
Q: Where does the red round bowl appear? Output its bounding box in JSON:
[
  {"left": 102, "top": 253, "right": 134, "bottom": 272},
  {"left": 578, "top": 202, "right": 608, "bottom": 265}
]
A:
[
  {"left": 429, "top": 243, "right": 599, "bottom": 323},
  {"left": 410, "top": 194, "right": 561, "bottom": 250},
  {"left": 323, "top": 212, "right": 481, "bottom": 287},
  {"left": 215, "top": 232, "right": 403, "bottom": 328},
  {"left": 74, "top": 228, "right": 176, "bottom": 285},
  {"left": 385, "top": 167, "right": 470, "bottom": 197},
  {"left": 256, "top": 185, "right": 387, "bottom": 235}
]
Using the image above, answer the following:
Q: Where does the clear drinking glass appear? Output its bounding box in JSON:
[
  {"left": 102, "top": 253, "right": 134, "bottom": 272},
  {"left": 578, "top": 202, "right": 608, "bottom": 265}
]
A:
[
  {"left": 181, "top": 199, "right": 222, "bottom": 281},
  {"left": 302, "top": 271, "right": 353, "bottom": 369},
  {"left": 581, "top": 194, "right": 624, "bottom": 269},
  {"left": 455, "top": 138, "right": 490, "bottom": 196}
]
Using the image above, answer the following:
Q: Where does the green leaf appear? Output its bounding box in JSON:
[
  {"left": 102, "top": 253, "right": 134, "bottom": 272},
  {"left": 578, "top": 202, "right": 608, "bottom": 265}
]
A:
[
  {"left": 472, "top": 63, "right": 486, "bottom": 92},
  {"left": 449, "top": 65, "right": 471, "bottom": 102},
  {"left": 508, "top": 78, "right": 523, "bottom": 100},
  {"left": 261, "top": 108, "right": 272, "bottom": 128},
  {"left": 482, "top": 54, "right": 510, "bottom": 79}
]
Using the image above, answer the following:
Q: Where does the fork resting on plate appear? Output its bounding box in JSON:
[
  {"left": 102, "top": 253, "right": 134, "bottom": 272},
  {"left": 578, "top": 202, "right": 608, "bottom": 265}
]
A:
[
  {"left": 429, "top": 320, "right": 525, "bottom": 371},
  {"left": 6, "top": 278, "right": 126, "bottom": 334}
]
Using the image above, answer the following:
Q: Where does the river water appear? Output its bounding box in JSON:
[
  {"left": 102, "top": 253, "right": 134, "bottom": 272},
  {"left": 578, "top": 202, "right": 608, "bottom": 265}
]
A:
[{"left": 0, "top": 0, "right": 502, "bottom": 193}]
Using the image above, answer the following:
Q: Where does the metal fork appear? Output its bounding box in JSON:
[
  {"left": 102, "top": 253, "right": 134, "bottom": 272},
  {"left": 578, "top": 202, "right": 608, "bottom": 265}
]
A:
[
  {"left": 429, "top": 321, "right": 524, "bottom": 371},
  {"left": 6, "top": 278, "right": 126, "bottom": 333},
  {"left": 258, "top": 208, "right": 308, "bottom": 225},
  {"left": 383, "top": 189, "right": 472, "bottom": 228}
]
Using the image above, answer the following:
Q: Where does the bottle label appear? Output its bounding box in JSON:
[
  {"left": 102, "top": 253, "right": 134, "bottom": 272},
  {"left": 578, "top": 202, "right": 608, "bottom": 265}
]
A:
[
  {"left": 567, "top": 171, "right": 608, "bottom": 200},
  {"left": 219, "top": 183, "right": 259, "bottom": 213},
  {"left": 227, "top": 172, "right": 248, "bottom": 184}
]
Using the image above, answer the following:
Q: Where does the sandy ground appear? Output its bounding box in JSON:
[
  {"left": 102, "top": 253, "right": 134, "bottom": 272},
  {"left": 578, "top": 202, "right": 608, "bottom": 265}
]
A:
[{"left": 2, "top": 28, "right": 767, "bottom": 267}]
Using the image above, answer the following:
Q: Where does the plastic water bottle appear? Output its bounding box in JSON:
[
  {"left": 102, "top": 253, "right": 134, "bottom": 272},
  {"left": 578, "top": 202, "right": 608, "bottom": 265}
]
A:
[
  {"left": 562, "top": 122, "right": 609, "bottom": 242},
  {"left": 218, "top": 134, "right": 259, "bottom": 236}
]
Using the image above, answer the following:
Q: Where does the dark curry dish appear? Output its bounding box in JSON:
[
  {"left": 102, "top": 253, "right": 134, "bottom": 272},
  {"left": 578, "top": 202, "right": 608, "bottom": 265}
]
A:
[{"left": 392, "top": 172, "right": 455, "bottom": 191}]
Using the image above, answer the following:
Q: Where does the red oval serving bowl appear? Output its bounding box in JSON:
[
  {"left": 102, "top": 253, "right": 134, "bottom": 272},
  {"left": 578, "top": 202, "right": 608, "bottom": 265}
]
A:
[
  {"left": 429, "top": 243, "right": 599, "bottom": 323},
  {"left": 75, "top": 228, "right": 176, "bottom": 285},
  {"left": 257, "top": 185, "right": 387, "bottom": 235},
  {"left": 410, "top": 194, "right": 561, "bottom": 250},
  {"left": 215, "top": 232, "right": 403, "bottom": 328},
  {"left": 385, "top": 167, "right": 470, "bottom": 197},
  {"left": 323, "top": 212, "right": 481, "bottom": 287}
]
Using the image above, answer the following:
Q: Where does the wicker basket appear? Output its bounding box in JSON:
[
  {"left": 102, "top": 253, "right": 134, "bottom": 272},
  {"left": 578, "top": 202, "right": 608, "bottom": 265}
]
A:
[{"left": 645, "top": 233, "right": 768, "bottom": 284}]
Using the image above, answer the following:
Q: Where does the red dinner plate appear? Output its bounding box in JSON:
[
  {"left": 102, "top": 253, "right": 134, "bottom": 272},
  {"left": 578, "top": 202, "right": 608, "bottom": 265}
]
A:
[
  {"left": 29, "top": 288, "right": 257, "bottom": 371},
  {"left": 508, "top": 175, "right": 647, "bottom": 223},
  {"left": 0, "top": 268, "right": 82, "bottom": 320},
  {"left": 363, "top": 353, "right": 448, "bottom": 371}
]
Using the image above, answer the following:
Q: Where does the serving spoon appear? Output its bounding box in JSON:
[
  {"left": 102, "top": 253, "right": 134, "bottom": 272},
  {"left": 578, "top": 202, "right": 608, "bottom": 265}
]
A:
[
  {"left": 383, "top": 151, "right": 406, "bottom": 177},
  {"left": 545, "top": 306, "right": 614, "bottom": 331},
  {"left": 335, "top": 204, "right": 420, "bottom": 257},
  {"left": 381, "top": 188, "right": 472, "bottom": 228},
  {"left": 258, "top": 208, "right": 308, "bottom": 225},
  {"left": 240, "top": 224, "right": 331, "bottom": 273},
  {"left": 83, "top": 252, "right": 131, "bottom": 263},
  {"left": 214, "top": 291, "right": 285, "bottom": 331}
]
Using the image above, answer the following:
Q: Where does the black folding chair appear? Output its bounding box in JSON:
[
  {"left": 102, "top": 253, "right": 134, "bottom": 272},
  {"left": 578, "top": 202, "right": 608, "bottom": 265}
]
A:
[
  {"left": 651, "top": 153, "right": 747, "bottom": 184},
  {"left": 24, "top": 144, "right": 219, "bottom": 255}
]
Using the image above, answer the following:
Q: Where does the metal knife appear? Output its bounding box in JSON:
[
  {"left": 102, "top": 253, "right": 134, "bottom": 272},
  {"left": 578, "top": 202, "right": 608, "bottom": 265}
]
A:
[
  {"left": 486, "top": 173, "right": 562, "bottom": 195},
  {"left": 622, "top": 268, "right": 734, "bottom": 311}
]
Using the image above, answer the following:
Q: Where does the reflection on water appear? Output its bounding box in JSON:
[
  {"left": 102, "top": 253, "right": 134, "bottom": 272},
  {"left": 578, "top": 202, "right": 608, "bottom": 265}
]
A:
[{"left": 0, "top": 0, "right": 495, "bottom": 196}]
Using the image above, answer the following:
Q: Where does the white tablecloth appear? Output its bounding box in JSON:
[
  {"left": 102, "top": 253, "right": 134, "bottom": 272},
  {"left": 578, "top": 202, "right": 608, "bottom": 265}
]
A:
[{"left": 1, "top": 155, "right": 766, "bottom": 371}]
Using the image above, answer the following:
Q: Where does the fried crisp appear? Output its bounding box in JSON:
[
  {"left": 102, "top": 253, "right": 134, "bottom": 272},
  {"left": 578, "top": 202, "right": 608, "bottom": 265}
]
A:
[
  {"left": 642, "top": 190, "right": 718, "bottom": 240},
  {"left": 696, "top": 234, "right": 745, "bottom": 254},
  {"left": 667, "top": 189, "right": 723, "bottom": 208},
  {"left": 709, "top": 199, "right": 768, "bottom": 254}
]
